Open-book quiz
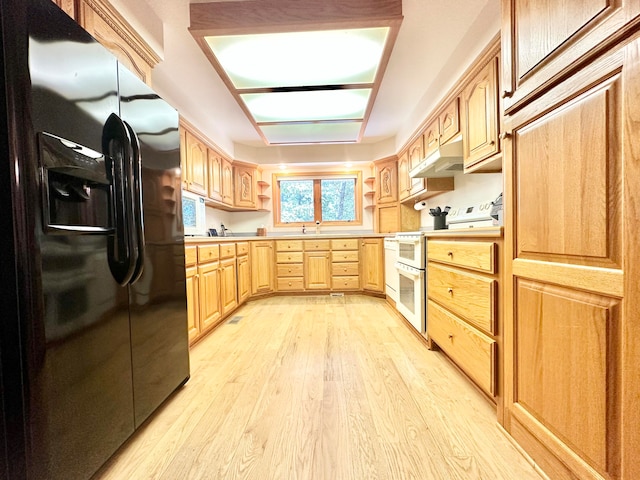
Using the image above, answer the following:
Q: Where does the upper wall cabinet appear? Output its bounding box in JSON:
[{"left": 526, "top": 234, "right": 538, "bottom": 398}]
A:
[
  {"left": 463, "top": 55, "right": 500, "bottom": 171},
  {"left": 52, "top": 0, "right": 74, "bottom": 17},
  {"left": 501, "top": 0, "right": 640, "bottom": 112},
  {"left": 234, "top": 164, "right": 257, "bottom": 209},
  {"left": 374, "top": 157, "right": 398, "bottom": 205},
  {"left": 74, "top": 0, "right": 160, "bottom": 85},
  {"left": 439, "top": 97, "right": 460, "bottom": 145},
  {"left": 183, "top": 130, "right": 208, "bottom": 197},
  {"left": 407, "top": 136, "right": 425, "bottom": 197}
]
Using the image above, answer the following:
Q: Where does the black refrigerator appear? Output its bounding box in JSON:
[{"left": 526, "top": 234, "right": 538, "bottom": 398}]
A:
[{"left": 0, "top": 0, "right": 190, "bottom": 478}]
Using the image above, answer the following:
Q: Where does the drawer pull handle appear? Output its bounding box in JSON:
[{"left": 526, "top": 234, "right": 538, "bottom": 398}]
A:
[{"left": 447, "top": 288, "right": 454, "bottom": 295}]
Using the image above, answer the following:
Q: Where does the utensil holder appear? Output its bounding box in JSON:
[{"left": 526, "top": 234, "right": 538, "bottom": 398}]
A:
[{"left": 434, "top": 216, "right": 447, "bottom": 230}]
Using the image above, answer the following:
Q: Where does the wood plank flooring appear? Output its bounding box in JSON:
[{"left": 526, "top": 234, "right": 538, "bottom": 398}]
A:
[{"left": 93, "top": 295, "right": 542, "bottom": 480}]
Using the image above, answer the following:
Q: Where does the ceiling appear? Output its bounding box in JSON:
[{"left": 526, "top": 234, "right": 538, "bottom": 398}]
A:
[{"left": 123, "top": 0, "right": 500, "bottom": 161}]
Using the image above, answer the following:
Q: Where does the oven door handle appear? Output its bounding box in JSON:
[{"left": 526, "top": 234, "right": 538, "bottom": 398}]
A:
[{"left": 395, "top": 262, "right": 423, "bottom": 279}]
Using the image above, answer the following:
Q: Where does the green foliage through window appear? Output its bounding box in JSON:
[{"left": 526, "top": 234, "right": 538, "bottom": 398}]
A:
[{"left": 277, "top": 175, "right": 359, "bottom": 224}]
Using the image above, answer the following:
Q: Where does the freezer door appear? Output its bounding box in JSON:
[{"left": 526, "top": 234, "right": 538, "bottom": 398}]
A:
[
  {"left": 27, "top": 1, "right": 135, "bottom": 479},
  {"left": 117, "top": 64, "right": 190, "bottom": 427}
]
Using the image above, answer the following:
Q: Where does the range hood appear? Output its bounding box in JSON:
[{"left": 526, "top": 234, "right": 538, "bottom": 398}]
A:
[{"left": 409, "top": 135, "right": 463, "bottom": 178}]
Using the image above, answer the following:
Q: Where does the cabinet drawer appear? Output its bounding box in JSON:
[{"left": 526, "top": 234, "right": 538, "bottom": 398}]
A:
[
  {"left": 428, "top": 263, "right": 495, "bottom": 333},
  {"left": 276, "top": 240, "right": 303, "bottom": 251},
  {"left": 332, "top": 276, "right": 360, "bottom": 290},
  {"left": 331, "top": 238, "right": 359, "bottom": 250},
  {"left": 236, "top": 242, "right": 250, "bottom": 256},
  {"left": 277, "top": 277, "right": 304, "bottom": 291},
  {"left": 185, "top": 246, "right": 198, "bottom": 266},
  {"left": 277, "top": 263, "right": 303, "bottom": 277},
  {"left": 303, "top": 239, "right": 331, "bottom": 251},
  {"left": 428, "top": 300, "right": 496, "bottom": 396},
  {"left": 428, "top": 240, "right": 496, "bottom": 273},
  {"left": 332, "top": 262, "right": 359, "bottom": 276},
  {"left": 220, "top": 243, "right": 236, "bottom": 259},
  {"left": 276, "top": 251, "right": 303, "bottom": 263},
  {"left": 331, "top": 250, "right": 359, "bottom": 262},
  {"left": 198, "top": 244, "right": 219, "bottom": 263}
]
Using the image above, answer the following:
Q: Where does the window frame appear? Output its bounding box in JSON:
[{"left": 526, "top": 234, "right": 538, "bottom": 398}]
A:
[{"left": 272, "top": 171, "right": 363, "bottom": 227}]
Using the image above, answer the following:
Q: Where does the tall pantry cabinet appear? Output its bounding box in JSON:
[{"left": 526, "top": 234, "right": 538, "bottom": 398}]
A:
[{"left": 500, "top": 2, "right": 640, "bottom": 480}]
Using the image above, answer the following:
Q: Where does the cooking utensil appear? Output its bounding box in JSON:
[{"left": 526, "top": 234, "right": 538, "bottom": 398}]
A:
[
  {"left": 435, "top": 206, "right": 441, "bottom": 215},
  {"left": 429, "top": 208, "right": 437, "bottom": 216},
  {"left": 443, "top": 206, "right": 451, "bottom": 215}
]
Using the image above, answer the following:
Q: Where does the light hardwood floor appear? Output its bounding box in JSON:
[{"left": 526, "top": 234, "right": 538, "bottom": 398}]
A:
[{"left": 94, "top": 295, "right": 542, "bottom": 480}]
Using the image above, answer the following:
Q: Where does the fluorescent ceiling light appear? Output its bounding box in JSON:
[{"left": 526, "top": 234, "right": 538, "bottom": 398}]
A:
[
  {"left": 261, "top": 122, "right": 363, "bottom": 145},
  {"left": 240, "top": 89, "right": 371, "bottom": 123},
  {"left": 189, "top": 0, "right": 403, "bottom": 145},
  {"left": 205, "top": 28, "right": 388, "bottom": 89}
]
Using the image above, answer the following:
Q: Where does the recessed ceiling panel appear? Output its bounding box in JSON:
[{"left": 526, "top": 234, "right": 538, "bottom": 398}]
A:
[
  {"left": 240, "top": 89, "right": 371, "bottom": 122},
  {"left": 190, "top": 0, "right": 402, "bottom": 145},
  {"left": 205, "top": 28, "right": 389, "bottom": 89},
  {"left": 260, "top": 122, "right": 363, "bottom": 144}
]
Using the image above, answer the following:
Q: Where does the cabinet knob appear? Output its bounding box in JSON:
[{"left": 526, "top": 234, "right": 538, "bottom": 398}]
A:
[
  {"left": 502, "top": 89, "right": 513, "bottom": 99},
  {"left": 447, "top": 288, "right": 454, "bottom": 295},
  {"left": 447, "top": 251, "right": 453, "bottom": 257},
  {"left": 448, "top": 334, "right": 454, "bottom": 340},
  {"left": 288, "top": 282, "right": 292, "bottom": 286},
  {"left": 499, "top": 132, "right": 511, "bottom": 140}
]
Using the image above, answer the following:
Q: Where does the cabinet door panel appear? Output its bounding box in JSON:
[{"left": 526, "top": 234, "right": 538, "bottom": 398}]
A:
[
  {"left": 198, "top": 263, "right": 221, "bottom": 331},
  {"left": 304, "top": 252, "right": 331, "bottom": 290},
  {"left": 514, "top": 280, "right": 619, "bottom": 476},
  {"left": 220, "top": 258, "right": 237, "bottom": 314},
  {"left": 439, "top": 97, "right": 460, "bottom": 145},
  {"left": 501, "top": 0, "right": 636, "bottom": 111},
  {"left": 184, "top": 131, "right": 208, "bottom": 196},
  {"left": 185, "top": 266, "right": 199, "bottom": 343},
  {"left": 397, "top": 151, "right": 410, "bottom": 201},
  {"left": 408, "top": 136, "right": 425, "bottom": 196},
  {"left": 514, "top": 72, "right": 622, "bottom": 269},
  {"left": 463, "top": 57, "right": 499, "bottom": 168},
  {"left": 251, "top": 241, "right": 273, "bottom": 294}
]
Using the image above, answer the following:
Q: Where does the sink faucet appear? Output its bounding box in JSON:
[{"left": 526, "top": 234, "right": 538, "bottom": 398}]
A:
[{"left": 315, "top": 220, "right": 320, "bottom": 235}]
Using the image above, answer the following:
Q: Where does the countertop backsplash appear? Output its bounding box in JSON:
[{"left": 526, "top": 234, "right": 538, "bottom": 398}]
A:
[{"left": 418, "top": 171, "right": 502, "bottom": 229}]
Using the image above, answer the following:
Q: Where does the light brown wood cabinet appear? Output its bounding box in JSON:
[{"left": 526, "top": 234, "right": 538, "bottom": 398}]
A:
[
  {"left": 407, "top": 136, "right": 425, "bottom": 197},
  {"left": 52, "top": 0, "right": 74, "bottom": 17},
  {"left": 251, "top": 240, "right": 274, "bottom": 295},
  {"left": 276, "top": 240, "right": 304, "bottom": 291},
  {"left": 462, "top": 56, "right": 500, "bottom": 171},
  {"left": 360, "top": 238, "right": 384, "bottom": 292},
  {"left": 184, "top": 246, "right": 200, "bottom": 343},
  {"left": 74, "top": 0, "right": 159, "bottom": 85},
  {"left": 233, "top": 164, "right": 257, "bottom": 209},
  {"left": 221, "top": 158, "right": 233, "bottom": 206},
  {"left": 374, "top": 157, "right": 397, "bottom": 205},
  {"left": 183, "top": 131, "right": 208, "bottom": 196},
  {"left": 397, "top": 150, "right": 411, "bottom": 201},
  {"left": 219, "top": 257, "right": 237, "bottom": 315},
  {"left": 501, "top": 0, "right": 640, "bottom": 113},
  {"left": 427, "top": 237, "right": 501, "bottom": 400},
  {"left": 236, "top": 242, "right": 251, "bottom": 305},
  {"left": 331, "top": 239, "right": 360, "bottom": 290},
  {"left": 304, "top": 251, "right": 331, "bottom": 290},
  {"left": 207, "top": 151, "right": 223, "bottom": 202},
  {"left": 502, "top": 4, "right": 640, "bottom": 477},
  {"left": 439, "top": 97, "right": 460, "bottom": 145}
]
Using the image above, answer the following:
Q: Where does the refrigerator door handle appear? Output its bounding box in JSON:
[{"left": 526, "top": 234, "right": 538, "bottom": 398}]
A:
[
  {"left": 103, "top": 113, "right": 137, "bottom": 286},
  {"left": 124, "top": 121, "right": 145, "bottom": 284}
]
